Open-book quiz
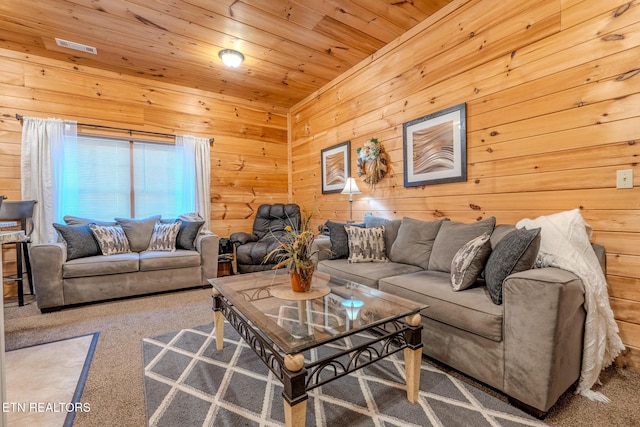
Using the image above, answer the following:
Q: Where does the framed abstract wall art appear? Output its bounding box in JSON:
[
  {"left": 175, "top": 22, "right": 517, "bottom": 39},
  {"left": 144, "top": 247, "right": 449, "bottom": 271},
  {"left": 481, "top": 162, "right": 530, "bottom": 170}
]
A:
[
  {"left": 321, "top": 140, "right": 350, "bottom": 194},
  {"left": 402, "top": 103, "right": 467, "bottom": 187}
]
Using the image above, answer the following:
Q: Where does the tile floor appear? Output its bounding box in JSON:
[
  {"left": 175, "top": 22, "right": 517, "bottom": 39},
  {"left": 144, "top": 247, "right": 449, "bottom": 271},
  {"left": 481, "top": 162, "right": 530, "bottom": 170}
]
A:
[{"left": 5, "top": 334, "right": 95, "bottom": 427}]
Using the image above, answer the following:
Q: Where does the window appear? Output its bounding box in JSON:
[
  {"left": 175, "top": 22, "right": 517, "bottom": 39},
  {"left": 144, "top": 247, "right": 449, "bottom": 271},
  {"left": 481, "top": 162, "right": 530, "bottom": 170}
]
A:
[{"left": 57, "top": 135, "right": 193, "bottom": 221}]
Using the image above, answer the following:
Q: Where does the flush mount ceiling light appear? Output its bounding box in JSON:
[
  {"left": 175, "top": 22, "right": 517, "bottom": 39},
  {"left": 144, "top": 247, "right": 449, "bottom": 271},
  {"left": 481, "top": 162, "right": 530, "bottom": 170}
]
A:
[{"left": 218, "top": 49, "right": 244, "bottom": 68}]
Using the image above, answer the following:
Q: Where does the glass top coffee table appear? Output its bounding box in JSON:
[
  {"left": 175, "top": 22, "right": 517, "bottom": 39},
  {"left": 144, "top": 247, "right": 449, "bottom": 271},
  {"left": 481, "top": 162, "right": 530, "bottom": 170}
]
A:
[{"left": 209, "top": 270, "right": 427, "bottom": 427}]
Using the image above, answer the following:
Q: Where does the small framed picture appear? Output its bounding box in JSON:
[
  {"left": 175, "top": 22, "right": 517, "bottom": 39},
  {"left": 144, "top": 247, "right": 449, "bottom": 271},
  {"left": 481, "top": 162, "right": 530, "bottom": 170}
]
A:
[
  {"left": 403, "top": 103, "right": 467, "bottom": 187},
  {"left": 321, "top": 141, "right": 350, "bottom": 194}
]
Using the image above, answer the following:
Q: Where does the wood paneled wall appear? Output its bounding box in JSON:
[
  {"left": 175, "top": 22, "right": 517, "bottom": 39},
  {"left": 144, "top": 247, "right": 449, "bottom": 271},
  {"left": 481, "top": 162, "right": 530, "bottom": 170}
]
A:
[
  {"left": 0, "top": 47, "right": 289, "bottom": 297},
  {"left": 290, "top": 0, "right": 640, "bottom": 369}
]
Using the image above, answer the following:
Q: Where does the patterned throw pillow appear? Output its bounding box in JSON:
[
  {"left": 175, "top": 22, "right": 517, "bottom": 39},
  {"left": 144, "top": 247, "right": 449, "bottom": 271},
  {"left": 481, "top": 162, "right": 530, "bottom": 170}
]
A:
[
  {"left": 148, "top": 221, "right": 181, "bottom": 252},
  {"left": 450, "top": 233, "right": 492, "bottom": 291},
  {"left": 346, "top": 226, "right": 387, "bottom": 263},
  {"left": 89, "top": 224, "right": 131, "bottom": 256}
]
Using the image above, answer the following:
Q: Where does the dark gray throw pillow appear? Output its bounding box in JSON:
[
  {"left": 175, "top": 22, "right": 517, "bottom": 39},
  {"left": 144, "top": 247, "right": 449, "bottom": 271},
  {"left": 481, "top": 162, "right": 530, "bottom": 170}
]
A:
[
  {"left": 53, "top": 223, "right": 101, "bottom": 260},
  {"left": 326, "top": 221, "right": 364, "bottom": 259},
  {"left": 178, "top": 220, "right": 204, "bottom": 250},
  {"left": 161, "top": 219, "right": 205, "bottom": 250},
  {"left": 484, "top": 227, "right": 541, "bottom": 305}
]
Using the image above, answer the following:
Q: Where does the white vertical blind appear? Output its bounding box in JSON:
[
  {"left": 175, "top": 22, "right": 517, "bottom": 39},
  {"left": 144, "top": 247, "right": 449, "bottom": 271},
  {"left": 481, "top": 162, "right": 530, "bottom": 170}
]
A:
[
  {"left": 134, "top": 141, "right": 188, "bottom": 218},
  {"left": 59, "top": 136, "right": 130, "bottom": 221},
  {"left": 58, "top": 136, "right": 193, "bottom": 221}
]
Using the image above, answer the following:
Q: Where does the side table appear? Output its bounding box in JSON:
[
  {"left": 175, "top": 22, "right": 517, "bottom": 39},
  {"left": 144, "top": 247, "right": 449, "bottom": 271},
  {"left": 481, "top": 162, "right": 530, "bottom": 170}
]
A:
[{"left": 217, "top": 253, "right": 235, "bottom": 277}]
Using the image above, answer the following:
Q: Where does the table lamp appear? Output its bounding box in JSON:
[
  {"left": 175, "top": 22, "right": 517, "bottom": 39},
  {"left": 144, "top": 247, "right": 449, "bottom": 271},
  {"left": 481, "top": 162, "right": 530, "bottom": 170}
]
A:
[{"left": 341, "top": 177, "right": 361, "bottom": 223}]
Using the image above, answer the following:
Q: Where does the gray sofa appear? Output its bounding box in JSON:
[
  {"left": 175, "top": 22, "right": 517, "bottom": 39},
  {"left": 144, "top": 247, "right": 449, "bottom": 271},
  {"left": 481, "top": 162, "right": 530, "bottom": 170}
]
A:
[
  {"left": 313, "top": 215, "right": 603, "bottom": 416},
  {"left": 30, "top": 215, "right": 219, "bottom": 312}
]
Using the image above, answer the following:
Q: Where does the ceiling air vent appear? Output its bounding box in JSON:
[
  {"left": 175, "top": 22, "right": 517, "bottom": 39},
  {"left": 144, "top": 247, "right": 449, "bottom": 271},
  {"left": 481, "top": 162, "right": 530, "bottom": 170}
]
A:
[{"left": 55, "top": 38, "right": 97, "bottom": 54}]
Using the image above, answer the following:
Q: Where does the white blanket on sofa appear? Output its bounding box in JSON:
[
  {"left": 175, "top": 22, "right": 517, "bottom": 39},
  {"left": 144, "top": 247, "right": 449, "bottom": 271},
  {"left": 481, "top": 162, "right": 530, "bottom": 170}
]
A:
[{"left": 517, "top": 209, "right": 625, "bottom": 402}]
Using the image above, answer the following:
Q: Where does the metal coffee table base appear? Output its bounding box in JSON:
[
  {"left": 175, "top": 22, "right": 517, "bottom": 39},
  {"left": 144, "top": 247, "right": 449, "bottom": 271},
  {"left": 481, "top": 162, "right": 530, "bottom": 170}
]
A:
[{"left": 212, "top": 289, "right": 423, "bottom": 427}]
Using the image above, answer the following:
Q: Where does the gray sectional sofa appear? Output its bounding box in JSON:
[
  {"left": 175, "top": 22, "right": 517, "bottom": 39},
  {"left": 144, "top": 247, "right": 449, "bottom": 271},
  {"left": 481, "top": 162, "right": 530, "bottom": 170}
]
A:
[
  {"left": 313, "top": 215, "right": 603, "bottom": 415},
  {"left": 30, "top": 215, "right": 219, "bottom": 311}
]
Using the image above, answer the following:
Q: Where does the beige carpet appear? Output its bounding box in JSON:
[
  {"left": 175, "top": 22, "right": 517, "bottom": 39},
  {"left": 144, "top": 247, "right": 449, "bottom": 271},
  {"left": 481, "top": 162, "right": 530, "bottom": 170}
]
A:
[{"left": 4, "top": 290, "right": 640, "bottom": 426}]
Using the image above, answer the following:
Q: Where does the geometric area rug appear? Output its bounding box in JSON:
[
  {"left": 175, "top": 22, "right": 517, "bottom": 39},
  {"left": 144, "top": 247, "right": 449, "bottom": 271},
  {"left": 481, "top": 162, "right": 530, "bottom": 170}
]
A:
[{"left": 142, "top": 323, "right": 548, "bottom": 427}]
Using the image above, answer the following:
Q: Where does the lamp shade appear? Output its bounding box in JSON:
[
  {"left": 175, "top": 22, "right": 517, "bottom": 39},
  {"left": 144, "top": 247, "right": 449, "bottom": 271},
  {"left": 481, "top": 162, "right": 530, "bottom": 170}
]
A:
[
  {"left": 218, "top": 49, "right": 244, "bottom": 68},
  {"left": 341, "top": 177, "right": 362, "bottom": 195}
]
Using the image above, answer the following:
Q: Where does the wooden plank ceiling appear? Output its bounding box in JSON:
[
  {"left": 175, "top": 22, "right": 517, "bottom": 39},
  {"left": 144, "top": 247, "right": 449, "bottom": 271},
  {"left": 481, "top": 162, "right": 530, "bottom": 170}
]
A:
[{"left": 0, "top": 0, "right": 453, "bottom": 108}]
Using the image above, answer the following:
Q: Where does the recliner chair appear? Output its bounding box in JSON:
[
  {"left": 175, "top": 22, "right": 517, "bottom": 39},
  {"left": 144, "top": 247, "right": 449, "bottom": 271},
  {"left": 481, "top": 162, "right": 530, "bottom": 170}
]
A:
[{"left": 230, "top": 203, "right": 301, "bottom": 274}]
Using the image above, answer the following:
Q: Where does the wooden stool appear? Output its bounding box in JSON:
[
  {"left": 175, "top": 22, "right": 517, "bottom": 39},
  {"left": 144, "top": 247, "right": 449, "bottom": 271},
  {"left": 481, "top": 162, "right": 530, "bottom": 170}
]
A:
[{"left": 0, "top": 200, "right": 36, "bottom": 307}]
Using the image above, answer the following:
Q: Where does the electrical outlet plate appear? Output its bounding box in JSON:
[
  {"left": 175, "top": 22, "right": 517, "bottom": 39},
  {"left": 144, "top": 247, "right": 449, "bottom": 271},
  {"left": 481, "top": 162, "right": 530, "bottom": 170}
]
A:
[{"left": 616, "top": 169, "right": 633, "bottom": 189}]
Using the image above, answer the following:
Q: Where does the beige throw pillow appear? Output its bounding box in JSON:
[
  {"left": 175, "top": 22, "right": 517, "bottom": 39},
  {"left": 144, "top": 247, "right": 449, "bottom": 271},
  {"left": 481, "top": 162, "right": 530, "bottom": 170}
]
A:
[
  {"left": 429, "top": 217, "right": 496, "bottom": 273},
  {"left": 389, "top": 217, "right": 445, "bottom": 269},
  {"left": 115, "top": 215, "right": 161, "bottom": 252}
]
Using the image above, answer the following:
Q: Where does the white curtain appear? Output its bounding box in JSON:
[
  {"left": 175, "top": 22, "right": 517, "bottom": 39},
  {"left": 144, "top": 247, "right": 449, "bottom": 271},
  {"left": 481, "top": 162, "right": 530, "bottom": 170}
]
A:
[
  {"left": 175, "top": 135, "right": 211, "bottom": 231},
  {"left": 21, "top": 117, "right": 77, "bottom": 244}
]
